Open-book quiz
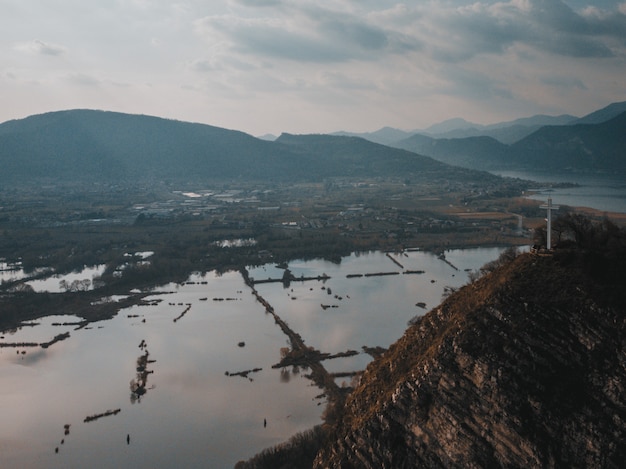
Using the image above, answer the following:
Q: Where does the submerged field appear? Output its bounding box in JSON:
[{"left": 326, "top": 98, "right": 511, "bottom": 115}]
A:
[{"left": 0, "top": 247, "right": 510, "bottom": 468}]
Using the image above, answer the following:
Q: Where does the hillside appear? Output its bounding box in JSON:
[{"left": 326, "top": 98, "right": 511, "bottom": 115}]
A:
[
  {"left": 313, "top": 225, "right": 626, "bottom": 468},
  {"left": 0, "top": 110, "right": 498, "bottom": 185},
  {"left": 275, "top": 133, "right": 472, "bottom": 179},
  {"left": 574, "top": 101, "right": 626, "bottom": 125},
  {"left": 331, "top": 127, "right": 415, "bottom": 146},
  {"left": 393, "top": 134, "right": 509, "bottom": 170},
  {"left": 509, "top": 111, "right": 626, "bottom": 171},
  {"left": 424, "top": 114, "right": 577, "bottom": 144},
  {"left": 393, "top": 111, "right": 626, "bottom": 173},
  {"left": 0, "top": 110, "right": 309, "bottom": 182},
  {"left": 335, "top": 115, "right": 578, "bottom": 146},
  {"left": 3, "top": 107, "right": 623, "bottom": 184}
]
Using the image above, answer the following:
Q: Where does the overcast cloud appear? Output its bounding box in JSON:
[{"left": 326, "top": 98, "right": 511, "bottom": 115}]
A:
[{"left": 1, "top": 0, "right": 624, "bottom": 135}]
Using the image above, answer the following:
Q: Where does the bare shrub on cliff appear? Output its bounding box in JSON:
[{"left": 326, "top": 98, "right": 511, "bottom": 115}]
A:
[{"left": 235, "top": 425, "right": 327, "bottom": 469}]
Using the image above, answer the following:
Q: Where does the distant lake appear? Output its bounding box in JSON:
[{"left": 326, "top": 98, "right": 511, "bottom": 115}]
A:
[
  {"left": 0, "top": 247, "right": 513, "bottom": 468},
  {"left": 492, "top": 170, "right": 626, "bottom": 214}
]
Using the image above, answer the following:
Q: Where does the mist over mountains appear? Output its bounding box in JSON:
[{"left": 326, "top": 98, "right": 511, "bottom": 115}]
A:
[
  {"left": 1, "top": 101, "right": 624, "bottom": 186},
  {"left": 335, "top": 101, "right": 626, "bottom": 145},
  {"left": 357, "top": 101, "right": 625, "bottom": 173},
  {"left": 333, "top": 101, "right": 626, "bottom": 173},
  {"left": 420, "top": 114, "right": 578, "bottom": 144},
  {"left": 394, "top": 110, "right": 626, "bottom": 172}
]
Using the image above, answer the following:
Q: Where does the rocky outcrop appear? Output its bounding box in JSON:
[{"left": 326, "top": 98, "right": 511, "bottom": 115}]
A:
[{"left": 315, "top": 251, "right": 626, "bottom": 468}]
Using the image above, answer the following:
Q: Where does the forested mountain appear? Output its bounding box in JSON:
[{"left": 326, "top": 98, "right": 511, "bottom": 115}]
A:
[
  {"left": 0, "top": 110, "right": 478, "bottom": 185},
  {"left": 393, "top": 134, "right": 509, "bottom": 170},
  {"left": 275, "top": 133, "right": 449, "bottom": 177},
  {"left": 573, "top": 101, "right": 626, "bottom": 125},
  {"left": 508, "top": 110, "right": 626, "bottom": 171},
  {"left": 2, "top": 105, "right": 624, "bottom": 186},
  {"left": 0, "top": 110, "right": 317, "bottom": 182}
]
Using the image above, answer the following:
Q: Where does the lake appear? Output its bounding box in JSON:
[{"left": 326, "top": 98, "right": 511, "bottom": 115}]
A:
[
  {"left": 492, "top": 170, "right": 626, "bottom": 214},
  {"left": 0, "top": 247, "right": 512, "bottom": 468}
]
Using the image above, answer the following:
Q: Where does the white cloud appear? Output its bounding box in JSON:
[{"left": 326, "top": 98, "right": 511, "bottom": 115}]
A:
[
  {"left": 15, "top": 40, "right": 67, "bottom": 56},
  {"left": 540, "top": 75, "right": 587, "bottom": 90},
  {"left": 1, "top": 0, "right": 625, "bottom": 134},
  {"left": 195, "top": 0, "right": 625, "bottom": 70},
  {"left": 65, "top": 73, "right": 101, "bottom": 87}
]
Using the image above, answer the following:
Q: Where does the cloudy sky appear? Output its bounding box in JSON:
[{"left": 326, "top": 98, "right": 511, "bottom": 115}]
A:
[{"left": 1, "top": 0, "right": 625, "bottom": 135}]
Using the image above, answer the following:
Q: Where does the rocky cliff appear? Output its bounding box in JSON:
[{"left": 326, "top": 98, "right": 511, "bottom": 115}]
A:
[{"left": 315, "top": 246, "right": 626, "bottom": 468}]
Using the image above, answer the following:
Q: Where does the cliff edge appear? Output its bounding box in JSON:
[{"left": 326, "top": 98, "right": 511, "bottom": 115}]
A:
[{"left": 315, "top": 240, "right": 626, "bottom": 468}]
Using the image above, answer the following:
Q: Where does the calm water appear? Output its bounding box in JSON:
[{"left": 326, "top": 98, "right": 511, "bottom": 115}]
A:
[
  {"left": 493, "top": 170, "right": 626, "bottom": 214},
  {"left": 25, "top": 265, "right": 107, "bottom": 293},
  {"left": 1, "top": 248, "right": 509, "bottom": 468}
]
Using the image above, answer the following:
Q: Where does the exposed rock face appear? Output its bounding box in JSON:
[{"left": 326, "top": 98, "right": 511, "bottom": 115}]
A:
[{"left": 315, "top": 251, "right": 626, "bottom": 468}]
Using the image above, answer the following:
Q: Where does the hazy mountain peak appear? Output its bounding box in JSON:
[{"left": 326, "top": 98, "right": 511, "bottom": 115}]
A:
[
  {"left": 256, "top": 133, "right": 278, "bottom": 141},
  {"left": 575, "top": 100, "right": 626, "bottom": 125},
  {"left": 423, "top": 117, "right": 479, "bottom": 134}
]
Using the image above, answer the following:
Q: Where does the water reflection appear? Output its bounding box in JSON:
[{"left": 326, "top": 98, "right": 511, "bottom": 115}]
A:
[
  {"left": 492, "top": 170, "right": 626, "bottom": 214},
  {"left": 0, "top": 247, "right": 512, "bottom": 468},
  {"left": 130, "top": 340, "right": 155, "bottom": 403},
  {"left": 25, "top": 265, "right": 106, "bottom": 293},
  {"left": 0, "top": 261, "right": 26, "bottom": 283}
]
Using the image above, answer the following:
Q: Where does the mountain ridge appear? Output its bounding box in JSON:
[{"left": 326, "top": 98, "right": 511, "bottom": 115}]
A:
[
  {"left": 0, "top": 109, "right": 480, "bottom": 185},
  {"left": 237, "top": 218, "right": 626, "bottom": 469},
  {"left": 314, "top": 229, "right": 626, "bottom": 468},
  {"left": 331, "top": 101, "right": 625, "bottom": 147},
  {"left": 394, "top": 110, "right": 626, "bottom": 172},
  {"left": 574, "top": 101, "right": 626, "bottom": 125},
  {"left": 2, "top": 104, "right": 624, "bottom": 186}
]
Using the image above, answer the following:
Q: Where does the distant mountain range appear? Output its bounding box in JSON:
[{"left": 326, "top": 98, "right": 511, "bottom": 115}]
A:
[
  {"left": 573, "top": 101, "right": 626, "bottom": 125},
  {"left": 0, "top": 109, "right": 489, "bottom": 185},
  {"left": 332, "top": 127, "right": 417, "bottom": 146},
  {"left": 332, "top": 115, "right": 580, "bottom": 145},
  {"left": 334, "top": 102, "right": 625, "bottom": 173},
  {"left": 334, "top": 102, "right": 626, "bottom": 146},
  {"left": 1, "top": 102, "right": 624, "bottom": 186},
  {"left": 393, "top": 109, "right": 626, "bottom": 173},
  {"left": 421, "top": 114, "right": 579, "bottom": 144}
]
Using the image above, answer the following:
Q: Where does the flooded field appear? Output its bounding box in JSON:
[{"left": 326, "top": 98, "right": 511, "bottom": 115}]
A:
[{"left": 0, "top": 247, "right": 511, "bottom": 468}]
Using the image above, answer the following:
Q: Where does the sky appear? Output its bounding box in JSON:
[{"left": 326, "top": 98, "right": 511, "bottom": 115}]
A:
[{"left": 1, "top": 0, "right": 625, "bottom": 136}]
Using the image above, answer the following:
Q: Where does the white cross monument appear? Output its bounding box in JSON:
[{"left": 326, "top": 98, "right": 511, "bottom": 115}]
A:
[{"left": 540, "top": 197, "right": 560, "bottom": 250}]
